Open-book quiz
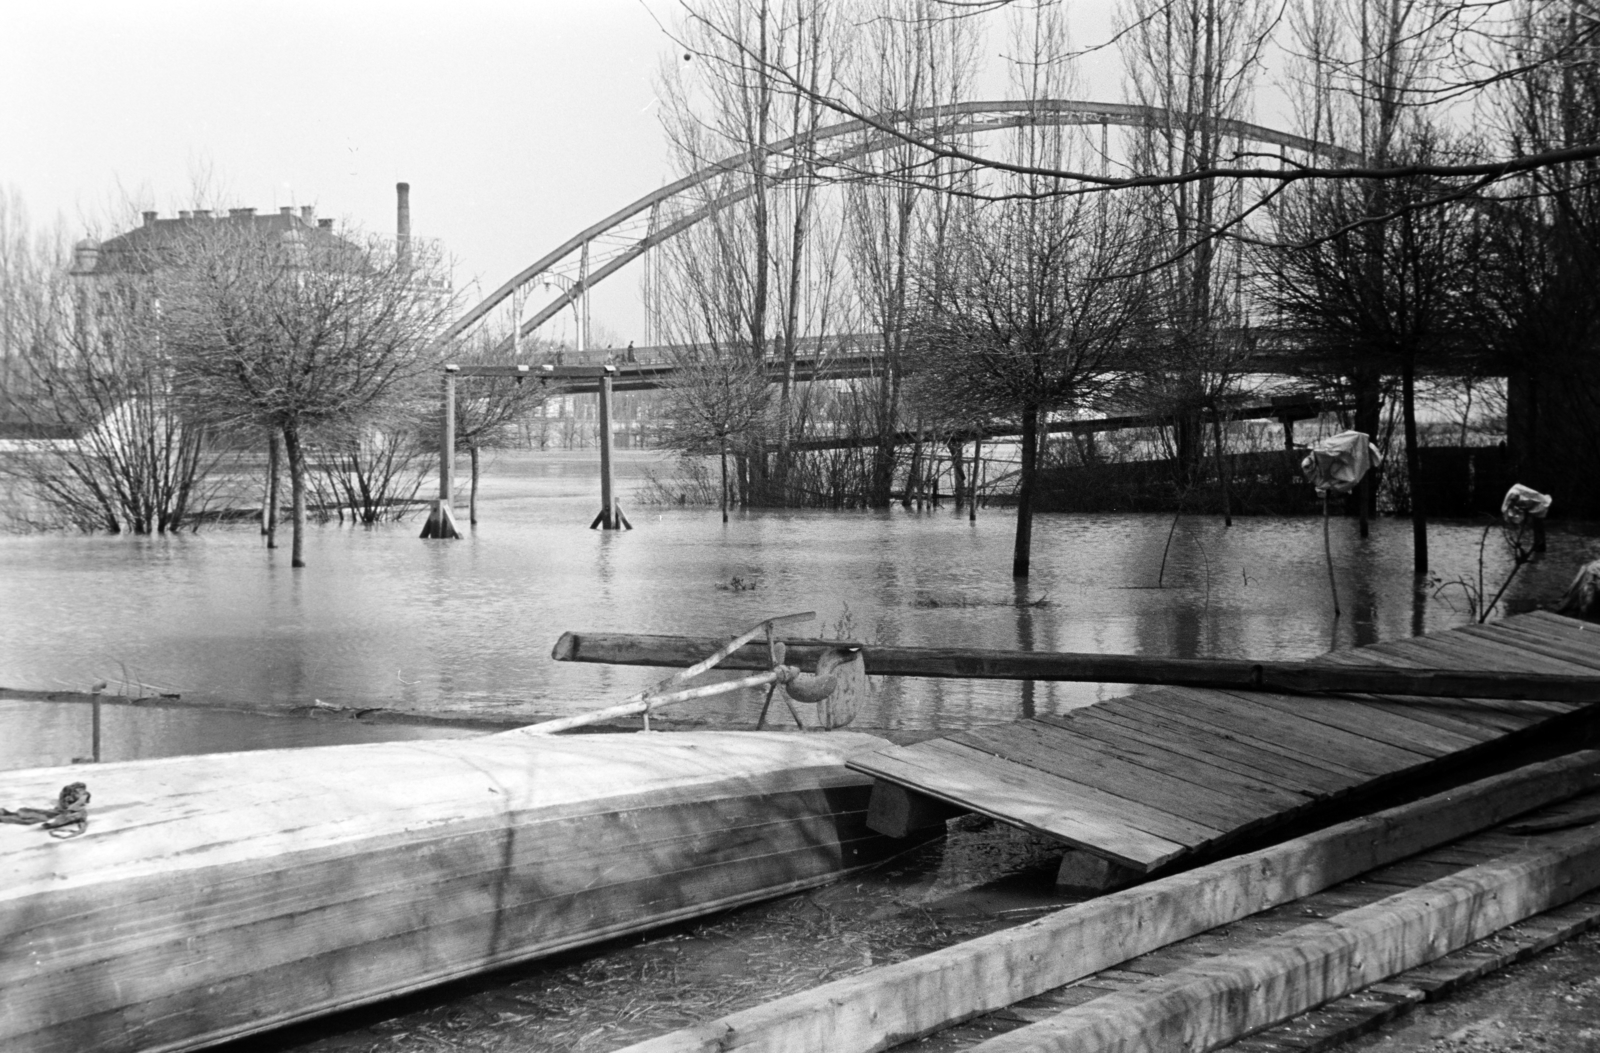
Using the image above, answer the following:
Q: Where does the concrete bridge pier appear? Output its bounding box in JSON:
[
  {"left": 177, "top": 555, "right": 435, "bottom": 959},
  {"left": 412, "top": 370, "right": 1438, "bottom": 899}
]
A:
[{"left": 590, "top": 368, "right": 631, "bottom": 530}]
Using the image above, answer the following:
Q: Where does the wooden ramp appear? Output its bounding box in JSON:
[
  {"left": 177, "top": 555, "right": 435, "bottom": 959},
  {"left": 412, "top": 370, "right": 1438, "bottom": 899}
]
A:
[{"left": 849, "top": 610, "right": 1600, "bottom": 875}]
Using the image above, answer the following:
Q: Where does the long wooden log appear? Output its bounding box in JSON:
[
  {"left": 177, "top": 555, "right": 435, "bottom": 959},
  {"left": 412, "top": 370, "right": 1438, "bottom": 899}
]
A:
[
  {"left": 615, "top": 751, "right": 1600, "bottom": 1053},
  {"left": 551, "top": 631, "right": 1600, "bottom": 704}
]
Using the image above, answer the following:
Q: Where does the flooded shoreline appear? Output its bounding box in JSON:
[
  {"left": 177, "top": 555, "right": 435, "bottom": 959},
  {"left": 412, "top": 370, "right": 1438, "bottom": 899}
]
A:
[{"left": 5, "top": 450, "right": 1598, "bottom": 767}]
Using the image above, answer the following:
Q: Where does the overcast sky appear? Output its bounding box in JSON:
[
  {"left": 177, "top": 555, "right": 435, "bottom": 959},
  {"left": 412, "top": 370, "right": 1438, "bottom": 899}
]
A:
[
  {"left": 3, "top": 1, "right": 1265, "bottom": 346},
  {"left": 2, "top": 0, "right": 678, "bottom": 341}
]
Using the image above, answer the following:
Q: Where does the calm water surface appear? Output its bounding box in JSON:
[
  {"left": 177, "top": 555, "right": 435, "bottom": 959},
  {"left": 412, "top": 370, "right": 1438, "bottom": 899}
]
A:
[{"left": 3, "top": 450, "right": 1595, "bottom": 754}]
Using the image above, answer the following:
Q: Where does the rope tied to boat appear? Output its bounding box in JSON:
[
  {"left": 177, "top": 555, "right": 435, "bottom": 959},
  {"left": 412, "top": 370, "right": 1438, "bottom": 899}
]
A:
[{"left": 1, "top": 782, "right": 90, "bottom": 838}]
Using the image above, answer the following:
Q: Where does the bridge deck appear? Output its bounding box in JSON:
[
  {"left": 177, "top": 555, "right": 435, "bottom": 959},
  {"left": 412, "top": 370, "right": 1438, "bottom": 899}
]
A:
[{"left": 848, "top": 611, "right": 1600, "bottom": 873}]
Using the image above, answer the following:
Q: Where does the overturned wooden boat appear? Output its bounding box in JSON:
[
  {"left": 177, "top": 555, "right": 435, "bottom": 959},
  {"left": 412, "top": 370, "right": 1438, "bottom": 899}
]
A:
[{"left": 1, "top": 727, "right": 904, "bottom": 1053}]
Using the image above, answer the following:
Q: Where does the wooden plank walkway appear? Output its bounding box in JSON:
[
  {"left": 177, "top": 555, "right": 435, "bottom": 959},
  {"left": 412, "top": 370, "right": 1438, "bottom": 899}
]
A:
[{"left": 848, "top": 611, "right": 1600, "bottom": 874}]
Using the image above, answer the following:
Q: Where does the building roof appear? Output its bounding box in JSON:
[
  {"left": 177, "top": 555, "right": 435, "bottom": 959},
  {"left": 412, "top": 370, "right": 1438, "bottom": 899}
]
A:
[{"left": 72, "top": 207, "right": 353, "bottom": 277}]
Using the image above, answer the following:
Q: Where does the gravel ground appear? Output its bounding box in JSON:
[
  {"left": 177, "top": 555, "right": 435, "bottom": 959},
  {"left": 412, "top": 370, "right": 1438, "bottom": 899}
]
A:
[{"left": 1348, "top": 930, "right": 1600, "bottom": 1053}]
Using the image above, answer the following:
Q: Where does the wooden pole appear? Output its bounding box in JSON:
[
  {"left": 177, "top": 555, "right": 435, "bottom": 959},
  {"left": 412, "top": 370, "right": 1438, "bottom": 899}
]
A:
[
  {"left": 442, "top": 368, "right": 455, "bottom": 504},
  {"left": 550, "top": 629, "right": 1600, "bottom": 704}
]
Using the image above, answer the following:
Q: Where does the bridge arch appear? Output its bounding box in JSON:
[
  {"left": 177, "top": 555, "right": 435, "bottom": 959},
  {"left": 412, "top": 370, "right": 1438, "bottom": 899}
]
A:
[{"left": 443, "top": 100, "right": 1355, "bottom": 352}]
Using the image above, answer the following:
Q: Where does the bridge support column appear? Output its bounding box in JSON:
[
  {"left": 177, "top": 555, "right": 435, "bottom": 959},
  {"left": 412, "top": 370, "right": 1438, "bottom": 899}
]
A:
[
  {"left": 421, "top": 365, "right": 463, "bottom": 539},
  {"left": 591, "top": 367, "right": 631, "bottom": 530}
]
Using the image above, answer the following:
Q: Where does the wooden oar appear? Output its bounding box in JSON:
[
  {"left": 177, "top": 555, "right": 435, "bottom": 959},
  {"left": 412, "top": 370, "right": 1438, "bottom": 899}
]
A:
[{"left": 551, "top": 631, "right": 1600, "bottom": 705}]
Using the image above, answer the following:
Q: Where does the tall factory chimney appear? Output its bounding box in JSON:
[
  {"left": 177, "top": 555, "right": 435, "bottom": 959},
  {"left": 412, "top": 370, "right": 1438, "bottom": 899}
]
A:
[{"left": 396, "top": 182, "right": 411, "bottom": 270}]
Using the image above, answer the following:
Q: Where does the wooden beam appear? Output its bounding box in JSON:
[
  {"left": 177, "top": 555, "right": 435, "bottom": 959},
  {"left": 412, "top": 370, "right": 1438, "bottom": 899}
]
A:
[
  {"left": 551, "top": 632, "right": 1600, "bottom": 704},
  {"left": 866, "top": 781, "right": 969, "bottom": 838},
  {"left": 969, "top": 820, "right": 1600, "bottom": 1053},
  {"left": 611, "top": 751, "right": 1600, "bottom": 1053}
]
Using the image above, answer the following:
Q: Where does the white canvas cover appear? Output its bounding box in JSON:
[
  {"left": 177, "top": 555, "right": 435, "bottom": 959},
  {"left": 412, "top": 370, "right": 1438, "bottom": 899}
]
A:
[
  {"left": 1301, "top": 430, "right": 1383, "bottom": 495},
  {"left": 1502, "top": 483, "right": 1553, "bottom": 524}
]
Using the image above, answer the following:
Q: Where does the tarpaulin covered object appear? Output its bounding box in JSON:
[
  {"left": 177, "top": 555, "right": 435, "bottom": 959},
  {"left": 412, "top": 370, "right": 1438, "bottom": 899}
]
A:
[
  {"left": 1502, "top": 483, "right": 1553, "bottom": 524},
  {"left": 1301, "top": 431, "right": 1383, "bottom": 495}
]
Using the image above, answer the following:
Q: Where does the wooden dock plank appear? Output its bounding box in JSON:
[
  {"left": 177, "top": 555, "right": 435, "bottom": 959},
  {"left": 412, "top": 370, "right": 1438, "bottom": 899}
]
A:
[
  {"left": 909, "top": 740, "right": 1227, "bottom": 846},
  {"left": 1305, "top": 690, "right": 1513, "bottom": 743},
  {"left": 1378, "top": 635, "right": 1589, "bottom": 694},
  {"left": 1408, "top": 628, "right": 1600, "bottom": 679},
  {"left": 1113, "top": 687, "right": 1433, "bottom": 776},
  {"left": 1356, "top": 640, "right": 1577, "bottom": 715},
  {"left": 1521, "top": 610, "right": 1600, "bottom": 645},
  {"left": 1460, "top": 623, "right": 1600, "bottom": 672},
  {"left": 848, "top": 743, "right": 1187, "bottom": 870},
  {"left": 1021, "top": 715, "right": 1313, "bottom": 813},
  {"left": 1312, "top": 647, "right": 1545, "bottom": 733},
  {"left": 1053, "top": 707, "right": 1354, "bottom": 798},
  {"left": 1100, "top": 691, "right": 1372, "bottom": 781},
  {"left": 1206, "top": 689, "right": 1495, "bottom": 756},
  {"left": 950, "top": 724, "right": 1277, "bottom": 834}
]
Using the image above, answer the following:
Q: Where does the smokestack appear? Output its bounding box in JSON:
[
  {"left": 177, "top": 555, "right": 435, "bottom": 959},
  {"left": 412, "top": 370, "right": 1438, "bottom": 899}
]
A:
[
  {"left": 142, "top": 211, "right": 157, "bottom": 227},
  {"left": 396, "top": 182, "right": 411, "bottom": 270}
]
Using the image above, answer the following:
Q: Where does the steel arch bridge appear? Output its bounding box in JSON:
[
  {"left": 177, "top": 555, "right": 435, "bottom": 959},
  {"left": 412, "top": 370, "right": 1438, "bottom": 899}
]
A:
[{"left": 443, "top": 99, "right": 1356, "bottom": 355}]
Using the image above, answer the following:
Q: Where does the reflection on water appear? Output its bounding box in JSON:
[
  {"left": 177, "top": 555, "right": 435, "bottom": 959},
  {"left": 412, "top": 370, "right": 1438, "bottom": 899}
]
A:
[{"left": 2, "top": 450, "right": 1595, "bottom": 742}]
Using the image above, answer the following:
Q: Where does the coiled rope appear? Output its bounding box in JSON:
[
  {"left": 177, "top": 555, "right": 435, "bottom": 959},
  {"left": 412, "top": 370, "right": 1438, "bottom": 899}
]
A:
[{"left": 1, "top": 782, "right": 90, "bottom": 838}]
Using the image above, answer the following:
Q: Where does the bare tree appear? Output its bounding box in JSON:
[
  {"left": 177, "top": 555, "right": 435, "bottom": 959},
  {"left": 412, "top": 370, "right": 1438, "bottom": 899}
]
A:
[
  {"left": 0, "top": 195, "right": 220, "bottom": 533},
  {"left": 1260, "top": 128, "right": 1486, "bottom": 571},
  {"left": 663, "top": 0, "right": 1600, "bottom": 246},
  {"left": 162, "top": 220, "right": 456, "bottom": 567},
  {"left": 1114, "top": 0, "right": 1276, "bottom": 522},
  {"left": 658, "top": 345, "right": 772, "bottom": 521},
  {"left": 911, "top": 65, "right": 1153, "bottom": 583},
  {"left": 1480, "top": 0, "right": 1600, "bottom": 522},
  {"left": 659, "top": 0, "right": 848, "bottom": 506},
  {"left": 842, "top": 0, "right": 981, "bottom": 507}
]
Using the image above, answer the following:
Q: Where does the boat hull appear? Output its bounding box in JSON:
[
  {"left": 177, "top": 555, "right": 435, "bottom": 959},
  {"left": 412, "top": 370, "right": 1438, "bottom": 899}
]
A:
[{"left": 0, "top": 729, "right": 901, "bottom": 1053}]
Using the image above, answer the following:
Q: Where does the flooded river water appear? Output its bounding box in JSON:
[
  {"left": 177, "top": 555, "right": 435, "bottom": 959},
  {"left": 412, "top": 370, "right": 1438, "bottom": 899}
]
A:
[{"left": 3, "top": 449, "right": 1595, "bottom": 768}]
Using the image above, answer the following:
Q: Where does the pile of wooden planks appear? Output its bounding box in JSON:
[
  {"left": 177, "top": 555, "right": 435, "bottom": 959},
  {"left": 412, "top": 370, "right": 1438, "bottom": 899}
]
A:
[{"left": 615, "top": 750, "right": 1600, "bottom": 1053}]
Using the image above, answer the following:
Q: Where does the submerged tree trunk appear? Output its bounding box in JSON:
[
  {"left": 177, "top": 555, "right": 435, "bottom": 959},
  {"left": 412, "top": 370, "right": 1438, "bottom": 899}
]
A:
[
  {"left": 970, "top": 439, "right": 981, "bottom": 522},
  {"left": 469, "top": 444, "right": 481, "bottom": 526},
  {"left": 1211, "top": 411, "right": 1232, "bottom": 526},
  {"left": 263, "top": 431, "right": 281, "bottom": 549},
  {"left": 1014, "top": 404, "right": 1039, "bottom": 578},
  {"left": 950, "top": 438, "right": 967, "bottom": 511},
  {"left": 1173, "top": 410, "right": 1203, "bottom": 488},
  {"left": 1402, "top": 357, "right": 1427, "bottom": 574},
  {"left": 1348, "top": 367, "right": 1382, "bottom": 525},
  {"left": 281, "top": 422, "right": 309, "bottom": 569}
]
